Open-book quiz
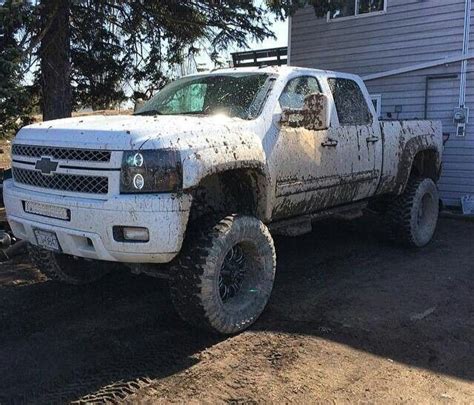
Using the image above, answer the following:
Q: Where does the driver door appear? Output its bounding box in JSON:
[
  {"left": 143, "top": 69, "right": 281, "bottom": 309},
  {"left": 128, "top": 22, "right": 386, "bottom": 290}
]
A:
[{"left": 271, "top": 76, "right": 340, "bottom": 219}]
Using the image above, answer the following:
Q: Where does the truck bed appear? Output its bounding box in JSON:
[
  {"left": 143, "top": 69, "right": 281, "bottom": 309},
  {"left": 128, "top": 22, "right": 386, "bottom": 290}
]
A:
[{"left": 377, "top": 120, "right": 443, "bottom": 196}]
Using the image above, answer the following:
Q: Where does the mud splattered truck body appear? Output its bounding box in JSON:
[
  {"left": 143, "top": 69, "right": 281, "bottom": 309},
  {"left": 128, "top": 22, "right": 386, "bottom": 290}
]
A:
[{"left": 4, "top": 66, "right": 443, "bottom": 334}]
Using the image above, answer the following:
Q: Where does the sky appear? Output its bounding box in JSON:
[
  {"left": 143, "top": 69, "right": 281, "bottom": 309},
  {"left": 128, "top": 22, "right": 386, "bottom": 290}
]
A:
[{"left": 251, "top": 18, "right": 289, "bottom": 49}]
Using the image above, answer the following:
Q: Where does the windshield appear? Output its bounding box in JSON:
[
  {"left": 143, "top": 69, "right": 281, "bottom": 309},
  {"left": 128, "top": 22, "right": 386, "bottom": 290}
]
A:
[{"left": 134, "top": 73, "right": 273, "bottom": 119}]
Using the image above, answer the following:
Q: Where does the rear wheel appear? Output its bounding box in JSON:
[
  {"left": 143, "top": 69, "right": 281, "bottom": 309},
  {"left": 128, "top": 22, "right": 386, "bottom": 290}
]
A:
[
  {"left": 28, "top": 244, "right": 113, "bottom": 285},
  {"left": 386, "top": 177, "right": 439, "bottom": 247},
  {"left": 170, "top": 215, "right": 276, "bottom": 335}
]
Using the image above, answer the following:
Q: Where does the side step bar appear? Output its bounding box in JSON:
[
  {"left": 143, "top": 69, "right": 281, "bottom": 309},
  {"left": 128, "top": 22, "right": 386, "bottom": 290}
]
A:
[{"left": 268, "top": 201, "right": 368, "bottom": 237}]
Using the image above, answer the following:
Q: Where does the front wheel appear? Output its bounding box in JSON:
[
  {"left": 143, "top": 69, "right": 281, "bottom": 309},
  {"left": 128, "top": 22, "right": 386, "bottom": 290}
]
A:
[
  {"left": 170, "top": 215, "right": 276, "bottom": 335},
  {"left": 386, "top": 177, "right": 439, "bottom": 247}
]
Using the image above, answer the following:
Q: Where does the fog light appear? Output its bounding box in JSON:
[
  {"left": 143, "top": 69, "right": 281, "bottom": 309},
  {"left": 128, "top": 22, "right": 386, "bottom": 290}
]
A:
[
  {"left": 123, "top": 227, "right": 149, "bottom": 241},
  {"left": 111, "top": 226, "right": 150, "bottom": 243}
]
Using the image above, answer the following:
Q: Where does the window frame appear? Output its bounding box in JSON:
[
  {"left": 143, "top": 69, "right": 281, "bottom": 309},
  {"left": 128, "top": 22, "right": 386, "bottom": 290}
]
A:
[{"left": 327, "top": 0, "right": 387, "bottom": 22}]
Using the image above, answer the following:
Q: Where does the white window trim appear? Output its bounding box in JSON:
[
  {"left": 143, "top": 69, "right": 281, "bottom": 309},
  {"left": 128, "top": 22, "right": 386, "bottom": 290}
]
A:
[
  {"left": 327, "top": 0, "right": 387, "bottom": 22},
  {"left": 370, "top": 94, "right": 382, "bottom": 118}
]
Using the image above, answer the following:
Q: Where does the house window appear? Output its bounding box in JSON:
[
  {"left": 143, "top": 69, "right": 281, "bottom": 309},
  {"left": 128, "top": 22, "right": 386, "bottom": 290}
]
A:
[
  {"left": 329, "top": 0, "right": 386, "bottom": 20},
  {"left": 370, "top": 94, "right": 382, "bottom": 118}
]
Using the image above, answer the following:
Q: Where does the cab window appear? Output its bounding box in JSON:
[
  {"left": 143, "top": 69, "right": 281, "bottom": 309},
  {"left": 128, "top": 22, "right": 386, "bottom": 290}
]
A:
[
  {"left": 327, "top": 78, "right": 372, "bottom": 125},
  {"left": 279, "top": 76, "right": 321, "bottom": 109}
]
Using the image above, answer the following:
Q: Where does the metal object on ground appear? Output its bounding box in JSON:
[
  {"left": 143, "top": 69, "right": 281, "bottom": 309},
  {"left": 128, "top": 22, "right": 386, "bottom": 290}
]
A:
[
  {"left": 0, "top": 240, "right": 27, "bottom": 262},
  {"left": 0, "top": 231, "right": 11, "bottom": 249}
]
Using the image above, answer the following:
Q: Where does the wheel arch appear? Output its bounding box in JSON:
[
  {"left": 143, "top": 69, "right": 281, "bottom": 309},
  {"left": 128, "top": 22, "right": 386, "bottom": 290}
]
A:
[
  {"left": 187, "top": 164, "right": 272, "bottom": 222},
  {"left": 411, "top": 149, "right": 441, "bottom": 181},
  {"left": 395, "top": 141, "right": 442, "bottom": 195}
]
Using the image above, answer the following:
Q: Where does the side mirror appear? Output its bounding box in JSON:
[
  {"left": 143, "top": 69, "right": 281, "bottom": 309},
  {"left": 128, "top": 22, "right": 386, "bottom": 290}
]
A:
[
  {"left": 134, "top": 98, "right": 145, "bottom": 112},
  {"left": 281, "top": 93, "right": 329, "bottom": 131}
]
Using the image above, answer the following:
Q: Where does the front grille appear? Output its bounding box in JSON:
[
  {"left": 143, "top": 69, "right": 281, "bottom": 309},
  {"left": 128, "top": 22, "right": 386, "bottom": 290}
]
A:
[
  {"left": 12, "top": 167, "right": 109, "bottom": 194},
  {"left": 12, "top": 144, "right": 111, "bottom": 162}
]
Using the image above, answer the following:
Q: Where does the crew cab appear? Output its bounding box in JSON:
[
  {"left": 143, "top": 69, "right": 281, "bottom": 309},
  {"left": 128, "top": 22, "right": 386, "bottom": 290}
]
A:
[{"left": 4, "top": 66, "right": 443, "bottom": 334}]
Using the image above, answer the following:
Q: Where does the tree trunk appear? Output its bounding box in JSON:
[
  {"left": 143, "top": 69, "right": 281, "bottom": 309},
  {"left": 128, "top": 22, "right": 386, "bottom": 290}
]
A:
[{"left": 40, "top": 0, "right": 72, "bottom": 121}]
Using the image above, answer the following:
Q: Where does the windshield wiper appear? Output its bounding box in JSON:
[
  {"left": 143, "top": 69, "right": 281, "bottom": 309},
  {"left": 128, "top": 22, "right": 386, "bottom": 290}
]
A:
[{"left": 134, "top": 109, "right": 163, "bottom": 116}]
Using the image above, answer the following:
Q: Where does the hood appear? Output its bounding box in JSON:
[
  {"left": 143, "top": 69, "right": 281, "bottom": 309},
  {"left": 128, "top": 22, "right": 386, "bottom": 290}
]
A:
[{"left": 15, "top": 114, "right": 258, "bottom": 151}]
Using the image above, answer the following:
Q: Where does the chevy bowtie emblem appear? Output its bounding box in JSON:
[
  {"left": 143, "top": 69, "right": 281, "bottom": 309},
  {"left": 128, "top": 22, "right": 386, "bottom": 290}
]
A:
[{"left": 35, "top": 157, "right": 59, "bottom": 175}]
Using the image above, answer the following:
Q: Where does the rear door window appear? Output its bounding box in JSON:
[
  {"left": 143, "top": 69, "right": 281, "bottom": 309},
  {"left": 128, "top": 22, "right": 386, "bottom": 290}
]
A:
[{"left": 328, "top": 78, "right": 372, "bottom": 125}]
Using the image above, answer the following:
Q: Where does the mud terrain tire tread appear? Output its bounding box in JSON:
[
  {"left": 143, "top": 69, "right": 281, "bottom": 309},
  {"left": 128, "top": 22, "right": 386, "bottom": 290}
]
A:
[
  {"left": 386, "top": 177, "right": 439, "bottom": 247},
  {"left": 169, "top": 215, "right": 276, "bottom": 335},
  {"left": 28, "top": 244, "right": 112, "bottom": 285}
]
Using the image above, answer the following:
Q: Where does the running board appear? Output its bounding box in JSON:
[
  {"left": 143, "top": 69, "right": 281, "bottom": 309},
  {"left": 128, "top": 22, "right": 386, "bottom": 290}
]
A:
[{"left": 268, "top": 201, "right": 368, "bottom": 237}]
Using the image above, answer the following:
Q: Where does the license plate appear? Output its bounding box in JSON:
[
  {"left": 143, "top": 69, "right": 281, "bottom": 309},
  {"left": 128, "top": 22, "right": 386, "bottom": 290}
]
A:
[
  {"left": 34, "top": 229, "right": 61, "bottom": 252},
  {"left": 24, "top": 201, "right": 70, "bottom": 220}
]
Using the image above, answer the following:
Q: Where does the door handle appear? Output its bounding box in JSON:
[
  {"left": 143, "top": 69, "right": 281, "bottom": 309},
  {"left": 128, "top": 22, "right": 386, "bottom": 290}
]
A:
[
  {"left": 366, "top": 136, "right": 380, "bottom": 143},
  {"left": 321, "top": 138, "right": 338, "bottom": 147}
]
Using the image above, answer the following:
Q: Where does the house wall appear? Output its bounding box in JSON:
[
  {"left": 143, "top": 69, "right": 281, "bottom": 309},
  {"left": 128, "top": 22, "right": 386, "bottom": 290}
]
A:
[{"left": 289, "top": 0, "right": 474, "bottom": 207}]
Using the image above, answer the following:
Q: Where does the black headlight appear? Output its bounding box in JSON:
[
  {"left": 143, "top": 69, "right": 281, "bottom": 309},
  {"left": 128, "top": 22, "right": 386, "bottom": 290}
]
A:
[{"left": 120, "top": 149, "right": 182, "bottom": 193}]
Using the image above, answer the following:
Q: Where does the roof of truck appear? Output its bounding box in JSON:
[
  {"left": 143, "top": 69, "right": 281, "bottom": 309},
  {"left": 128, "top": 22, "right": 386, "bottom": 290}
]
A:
[
  {"left": 210, "top": 65, "right": 328, "bottom": 75},
  {"left": 194, "top": 65, "right": 362, "bottom": 81}
]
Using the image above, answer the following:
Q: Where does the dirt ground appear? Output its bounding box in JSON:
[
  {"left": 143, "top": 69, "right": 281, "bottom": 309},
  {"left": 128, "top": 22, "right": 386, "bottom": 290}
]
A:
[
  {"left": 0, "top": 215, "right": 473, "bottom": 404},
  {"left": 0, "top": 139, "right": 12, "bottom": 170}
]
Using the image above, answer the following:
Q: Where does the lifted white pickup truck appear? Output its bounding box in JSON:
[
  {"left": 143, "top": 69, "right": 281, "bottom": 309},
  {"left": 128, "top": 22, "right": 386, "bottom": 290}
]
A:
[{"left": 4, "top": 66, "right": 442, "bottom": 334}]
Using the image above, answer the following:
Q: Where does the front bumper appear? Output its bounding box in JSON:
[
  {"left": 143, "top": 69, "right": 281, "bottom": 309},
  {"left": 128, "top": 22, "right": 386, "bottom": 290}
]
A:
[{"left": 3, "top": 180, "right": 192, "bottom": 263}]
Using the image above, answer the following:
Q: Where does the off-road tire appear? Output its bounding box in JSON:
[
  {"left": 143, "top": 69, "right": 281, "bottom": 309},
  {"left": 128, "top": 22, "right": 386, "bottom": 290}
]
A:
[
  {"left": 386, "top": 177, "right": 439, "bottom": 247},
  {"left": 28, "top": 244, "right": 113, "bottom": 285},
  {"left": 169, "top": 215, "right": 276, "bottom": 335}
]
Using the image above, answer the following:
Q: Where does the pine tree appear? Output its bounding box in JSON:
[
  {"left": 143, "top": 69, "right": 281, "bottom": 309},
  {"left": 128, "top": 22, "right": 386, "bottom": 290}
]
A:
[
  {"left": 0, "top": 0, "right": 35, "bottom": 137},
  {"left": 40, "top": 0, "right": 72, "bottom": 120},
  {"left": 1, "top": 0, "right": 333, "bottom": 125}
]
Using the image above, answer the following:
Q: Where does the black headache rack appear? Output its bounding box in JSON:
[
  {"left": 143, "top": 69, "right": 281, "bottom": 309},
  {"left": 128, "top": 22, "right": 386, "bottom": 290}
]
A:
[{"left": 231, "top": 47, "right": 288, "bottom": 68}]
